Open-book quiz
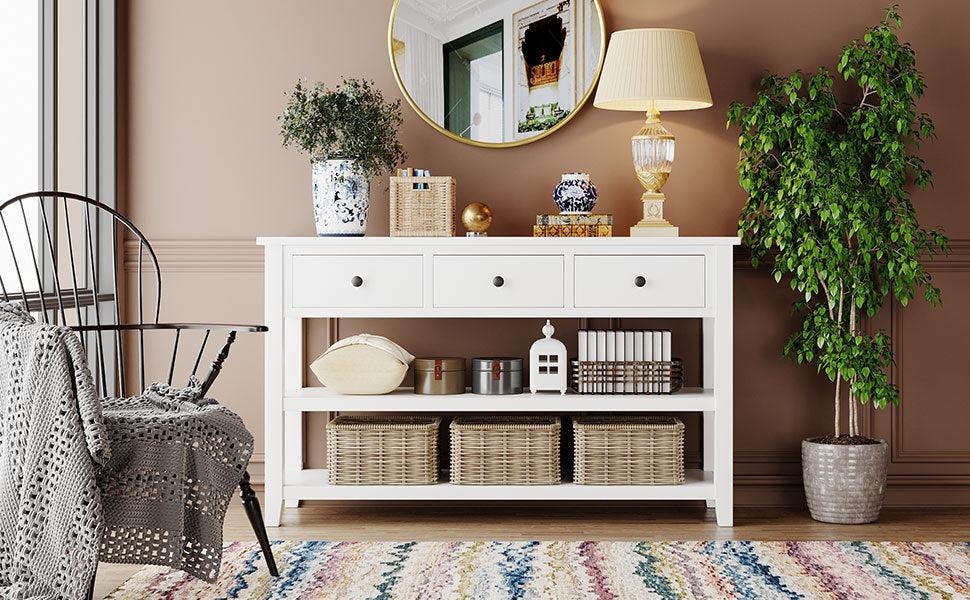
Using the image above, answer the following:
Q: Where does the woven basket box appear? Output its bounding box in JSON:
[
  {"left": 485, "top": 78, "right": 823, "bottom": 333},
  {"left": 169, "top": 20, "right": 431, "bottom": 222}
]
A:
[
  {"left": 450, "top": 416, "right": 561, "bottom": 485},
  {"left": 573, "top": 416, "right": 685, "bottom": 485},
  {"left": 327, "top": 415, "right": 440, "bottom": 485},
  {"left": 389, "top": 176, "right": 455, "bottom": 237}
]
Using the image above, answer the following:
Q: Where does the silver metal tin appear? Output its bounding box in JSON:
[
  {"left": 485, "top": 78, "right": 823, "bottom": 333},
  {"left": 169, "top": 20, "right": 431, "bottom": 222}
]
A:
[{"left": 470, "top": 357, "right": 523, "bottom": 395}]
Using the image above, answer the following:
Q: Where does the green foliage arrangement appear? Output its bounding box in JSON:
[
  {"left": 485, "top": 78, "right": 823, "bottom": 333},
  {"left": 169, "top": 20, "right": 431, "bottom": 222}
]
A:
[
  {"left": 726, "top": 6, "right": 948, "bottom": 440},
  {"left": 279, "top": 78, "right": 407, "bottom": 179}
]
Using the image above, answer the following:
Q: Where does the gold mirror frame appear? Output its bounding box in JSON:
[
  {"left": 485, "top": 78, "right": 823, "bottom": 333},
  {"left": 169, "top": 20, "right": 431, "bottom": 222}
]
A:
[{"left": 387, "top": 0, "right": 607, "bottom": 149}]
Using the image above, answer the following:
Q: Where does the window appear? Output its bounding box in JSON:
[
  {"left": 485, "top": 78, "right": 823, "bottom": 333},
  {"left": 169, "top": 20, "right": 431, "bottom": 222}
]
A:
[
  {"left": 0, "top": 3, "right": 40, "bottom": 294},
  {"left": 1, "top": 0, "right": 117, "bottom": 388}
]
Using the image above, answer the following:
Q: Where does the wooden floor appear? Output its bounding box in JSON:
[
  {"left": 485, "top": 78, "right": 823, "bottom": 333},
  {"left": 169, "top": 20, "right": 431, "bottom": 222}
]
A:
[{"left": 95, "top": 499, "right": 970, "bottom": 598}]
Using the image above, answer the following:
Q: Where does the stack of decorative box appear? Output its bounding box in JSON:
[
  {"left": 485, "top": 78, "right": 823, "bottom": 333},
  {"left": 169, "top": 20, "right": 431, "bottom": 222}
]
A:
[{"left": 533, "top": 214, "right": 612, "bottom": 237}]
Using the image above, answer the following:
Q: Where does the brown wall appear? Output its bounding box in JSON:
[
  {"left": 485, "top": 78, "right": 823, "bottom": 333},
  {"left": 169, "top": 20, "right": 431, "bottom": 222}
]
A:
[{"left": 122, "top": 0, "right": 970, "bottom": 505}]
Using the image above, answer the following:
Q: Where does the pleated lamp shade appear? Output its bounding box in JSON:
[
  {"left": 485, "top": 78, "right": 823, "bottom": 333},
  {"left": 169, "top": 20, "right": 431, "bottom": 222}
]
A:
[{"left": 594, "top": 29, "right": 712, "bottom": 112}]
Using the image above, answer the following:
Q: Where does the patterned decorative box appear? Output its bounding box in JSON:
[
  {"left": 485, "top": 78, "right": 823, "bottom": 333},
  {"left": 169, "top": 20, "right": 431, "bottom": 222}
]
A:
[{"left": 533, "top": 224, "right": 612, "bottom": 237}]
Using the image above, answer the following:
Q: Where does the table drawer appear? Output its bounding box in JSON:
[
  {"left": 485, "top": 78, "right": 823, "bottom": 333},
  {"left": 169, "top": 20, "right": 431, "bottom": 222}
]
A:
[
  {"left": 574, "top": 255, "right": 705, "bottom": 308},
  {"left": 291, "top": 255, "right": 423, "bottom": 308},
  {"left": 433, "top": 255, "right": 564, "bottom": 308}
]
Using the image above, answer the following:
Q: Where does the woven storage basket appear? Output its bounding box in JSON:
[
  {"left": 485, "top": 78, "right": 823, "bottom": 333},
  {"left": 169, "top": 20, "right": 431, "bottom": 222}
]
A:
[
  {"left": 450, "top": 416, "right": 561, "bottom": 485},
  {"left": 389, "top": 176, "right": 455, "bottom": 237},
  {"left": 573, "top": 416, "right": 685, "bottom": 485},
  {"left": 327, "top": 415, "right": 440, "bottom": 485}
]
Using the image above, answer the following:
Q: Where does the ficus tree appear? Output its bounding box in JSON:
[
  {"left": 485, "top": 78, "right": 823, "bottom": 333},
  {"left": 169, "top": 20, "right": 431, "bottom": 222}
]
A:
[{"left": 726, "top": 6, "right": 948, "bottom": 440}]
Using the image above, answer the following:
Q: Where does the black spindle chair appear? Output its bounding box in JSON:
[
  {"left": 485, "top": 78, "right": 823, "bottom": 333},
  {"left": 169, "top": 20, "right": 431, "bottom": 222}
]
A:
[{"left": 0, "top": 191, "right": 278, "bottom": 591}]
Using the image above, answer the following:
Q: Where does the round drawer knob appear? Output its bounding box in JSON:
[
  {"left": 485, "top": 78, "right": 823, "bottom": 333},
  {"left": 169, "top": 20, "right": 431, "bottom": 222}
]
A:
[
  {"left": 351, "top": 275, "right": 364, "bottom": 287},
  {"left": 634, "top": 275, "right": 647, "bottom": 287},
  {"left": 492, "top": 275, "right": 505, "bottom": 288}
]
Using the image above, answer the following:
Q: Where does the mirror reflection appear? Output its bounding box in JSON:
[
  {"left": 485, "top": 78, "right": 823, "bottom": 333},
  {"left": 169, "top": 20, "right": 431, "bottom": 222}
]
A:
[{"left": 391, "top": 0, "right": 604, "bottom": 146}]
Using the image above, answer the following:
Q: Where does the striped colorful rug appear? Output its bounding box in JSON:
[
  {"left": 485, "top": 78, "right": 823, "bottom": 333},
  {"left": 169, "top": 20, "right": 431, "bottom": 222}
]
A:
[{"left": 107, "top": 540, "right": 970, "bottom": 599}]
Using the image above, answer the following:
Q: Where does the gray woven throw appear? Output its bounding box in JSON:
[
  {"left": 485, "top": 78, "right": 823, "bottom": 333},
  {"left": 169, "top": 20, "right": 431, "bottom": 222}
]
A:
[
  {"left": 99, "top": 378, "right": 254, "bottom": 582},
  {"left": 0, "top": 302, "right": 110, "bottom": 599},
  {"left": 1, "top": 302, "right": 254, "bottom": 596}
]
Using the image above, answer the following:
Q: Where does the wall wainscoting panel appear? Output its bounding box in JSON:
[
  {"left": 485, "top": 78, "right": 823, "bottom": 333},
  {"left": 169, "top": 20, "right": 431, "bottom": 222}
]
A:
[
  {"left": 122, "top": 239, "right": 269, "bottom": 481},
  {"left": 123, "top": 240, "right": 264, "bottom": 273},
  {"left": 121, "top": 239, "right": 970, "bottom": 504},
  {"left": 885, "top": 241, "right": 970, "bottom": 474}
]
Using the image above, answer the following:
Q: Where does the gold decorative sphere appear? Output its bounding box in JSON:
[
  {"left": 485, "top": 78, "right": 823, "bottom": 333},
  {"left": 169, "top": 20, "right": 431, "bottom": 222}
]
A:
[{"left": 461, "top": 202, "right": 493, "bottom": 234}]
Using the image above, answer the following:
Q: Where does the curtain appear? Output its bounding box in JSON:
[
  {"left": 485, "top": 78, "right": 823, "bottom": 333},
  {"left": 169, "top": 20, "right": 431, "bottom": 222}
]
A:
[{"left": 398, "top": 21, "right": 444, "bottom": 125}]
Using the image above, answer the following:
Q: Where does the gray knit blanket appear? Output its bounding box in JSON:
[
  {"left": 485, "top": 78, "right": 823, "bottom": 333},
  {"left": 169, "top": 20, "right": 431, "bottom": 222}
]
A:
[
  {"left": 0, "top": 303, "right": 254, "bottom": 598},
  {"left": 0, "top": 302, "right": 110, "bottom": 599},
  {"left": 98, "top": 379, "right": 254, "bottom": 581}
]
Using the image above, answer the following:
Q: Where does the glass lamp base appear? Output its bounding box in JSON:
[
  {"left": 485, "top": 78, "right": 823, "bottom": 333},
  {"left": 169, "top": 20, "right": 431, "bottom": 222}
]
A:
[{"left": 630, "top": 191, "right": 679, "bottom": 237}]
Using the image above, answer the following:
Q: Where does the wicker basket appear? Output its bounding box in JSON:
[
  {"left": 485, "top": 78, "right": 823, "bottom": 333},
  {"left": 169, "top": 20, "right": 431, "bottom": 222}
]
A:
[
  {"left": 389, "top": 176, "right": 455, "bottom": 237},
  {"left": 450, "top": 416, "right": 561, "bottom": 485},
  {"left": 573, "top": 416, "right": 685, "bottom": 485},
  {"left": 327, "top": 415, "right": 440, "bottom": 485},
  {"left": 571, "top": 359, "right": 684, "bottom": 394}
]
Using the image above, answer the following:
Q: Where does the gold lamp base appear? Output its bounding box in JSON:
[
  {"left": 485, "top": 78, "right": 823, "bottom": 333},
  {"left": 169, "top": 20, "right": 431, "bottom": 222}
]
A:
[
  {"left": 630, "top": 191, "right": 679, "bottom": 237},
  {"left": 630, "top": 110, "right": 679, "bottom": 238}
]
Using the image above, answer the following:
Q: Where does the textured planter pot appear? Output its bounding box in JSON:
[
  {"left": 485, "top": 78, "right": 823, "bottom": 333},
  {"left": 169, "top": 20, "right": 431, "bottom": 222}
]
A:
[
  {"left": 312, "top": 159, "right": 369, "bottom": 236},
  {"left": 802, "top": 438, "right": 888, "bottom": 524}
]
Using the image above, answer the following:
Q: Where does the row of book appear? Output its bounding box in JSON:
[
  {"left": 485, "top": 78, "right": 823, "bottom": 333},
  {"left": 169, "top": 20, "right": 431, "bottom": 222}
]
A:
[
  {"left": 577, "top": 329, "right": 672, "bottom": 394},
  {"left": 396, "top": 167, "right": 432, "bottom": 189}
]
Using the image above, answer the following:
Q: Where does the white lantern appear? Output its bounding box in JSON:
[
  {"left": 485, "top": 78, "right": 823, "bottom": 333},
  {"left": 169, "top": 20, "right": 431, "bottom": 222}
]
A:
[{"left": 529, "top": 320, "right": 568, "bottom": 394}]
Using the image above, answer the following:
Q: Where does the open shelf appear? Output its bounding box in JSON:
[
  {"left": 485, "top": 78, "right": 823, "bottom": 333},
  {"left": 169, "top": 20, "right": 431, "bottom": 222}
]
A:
[
  {"left": 283, "top": 386, "right": 715, "bottom": 412},
  {"left": 284, "top": 469, "right": 714, "bottom": 501}
]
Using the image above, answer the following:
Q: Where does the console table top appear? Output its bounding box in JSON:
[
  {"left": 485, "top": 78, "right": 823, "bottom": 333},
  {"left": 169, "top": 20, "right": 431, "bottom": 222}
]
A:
[{"left": 257, "top": 236, "right": 741, "bottom": 246}]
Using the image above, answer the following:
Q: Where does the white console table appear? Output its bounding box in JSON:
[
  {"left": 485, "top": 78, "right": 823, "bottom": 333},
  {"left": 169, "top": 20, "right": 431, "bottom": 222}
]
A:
[{"left": 257, "top": 236, "right": 738, "bottom": 527}]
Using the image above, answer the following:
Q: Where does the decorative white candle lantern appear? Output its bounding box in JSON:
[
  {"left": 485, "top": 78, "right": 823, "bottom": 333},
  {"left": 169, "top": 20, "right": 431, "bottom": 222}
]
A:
[{"left": 529, "top": 320, "right": 568, "bottom": 394}]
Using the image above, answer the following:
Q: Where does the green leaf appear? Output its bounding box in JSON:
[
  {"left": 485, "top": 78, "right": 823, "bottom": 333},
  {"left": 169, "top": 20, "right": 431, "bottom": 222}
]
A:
[{"left": 723, "top": 5, "right": 947, "bottom": 435}]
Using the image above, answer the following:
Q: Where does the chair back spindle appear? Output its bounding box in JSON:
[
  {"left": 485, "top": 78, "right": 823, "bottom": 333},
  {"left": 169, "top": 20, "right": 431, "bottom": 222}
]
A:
[
  {"left": 0, "top": 192, "right": 256, "bottom": 398},
  {"left": 1, "top": 191, "right": 279, "bottom": 579}
]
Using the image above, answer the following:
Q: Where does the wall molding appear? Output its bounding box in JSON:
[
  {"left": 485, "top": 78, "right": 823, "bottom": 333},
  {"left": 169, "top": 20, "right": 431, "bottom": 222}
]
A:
[
  {"left": 248, "top": 452, "right": 264, "bottom": 485},
  {"left": 736, "top": 240, "right": 970, "bottom": 468},
  {"left": 735, "top": 450, "right": 800, "bottom": 463},
  {"left": 124, "top": 239, "right": 263, "bottom": 273},
  {"left": 122, "top": 238, "right": 970, "bottom": 505},
  {"left": 126, "top": 238, "right": 970, "bottom": 274},
  {"left": 891, "top": 249, "right": 970, "bottom": 464}
]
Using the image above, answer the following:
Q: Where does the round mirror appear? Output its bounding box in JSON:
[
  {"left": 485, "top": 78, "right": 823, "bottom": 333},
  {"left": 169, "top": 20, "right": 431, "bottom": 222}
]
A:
[{"left": 388, "top": 0, "right": 605, "bottom": 148}]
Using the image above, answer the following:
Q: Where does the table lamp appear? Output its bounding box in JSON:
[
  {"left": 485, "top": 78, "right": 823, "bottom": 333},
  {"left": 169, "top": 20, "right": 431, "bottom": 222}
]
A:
[{"left": 594, "top": 29, "right": 712, "bottom": 236}]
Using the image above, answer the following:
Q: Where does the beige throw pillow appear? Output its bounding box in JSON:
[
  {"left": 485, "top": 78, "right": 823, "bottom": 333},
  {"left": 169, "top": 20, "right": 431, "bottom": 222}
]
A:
[{"left": 309, "top": 335, "right": 412, "bottom": 395}]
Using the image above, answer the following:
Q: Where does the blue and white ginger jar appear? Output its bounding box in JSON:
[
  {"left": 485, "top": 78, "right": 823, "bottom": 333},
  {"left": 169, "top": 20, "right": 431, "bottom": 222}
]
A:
[
  {"left": 312, "top": 159, "right": 370, "bottom": 236},
  {"left": 552, "top": 172, "right": 598, "bottom": 214}
]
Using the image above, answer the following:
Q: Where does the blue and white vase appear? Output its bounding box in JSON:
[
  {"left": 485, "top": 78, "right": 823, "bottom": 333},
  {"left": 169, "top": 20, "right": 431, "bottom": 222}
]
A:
[
  {"left": 552, "top": 172, "right": 598, "bottom": 214},
  {"left": 312, "top": 159, "right": 370, "bottom": 236}
]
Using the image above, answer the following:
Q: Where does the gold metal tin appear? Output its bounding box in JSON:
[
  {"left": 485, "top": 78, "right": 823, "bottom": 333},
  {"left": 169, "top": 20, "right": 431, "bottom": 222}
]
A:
[{"left": 413, "top": 357, "right": 466, "bottom": 395}]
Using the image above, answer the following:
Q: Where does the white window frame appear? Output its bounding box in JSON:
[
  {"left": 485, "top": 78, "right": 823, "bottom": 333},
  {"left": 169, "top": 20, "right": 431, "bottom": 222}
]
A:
[{"left": 38, "top": 0, "right": 118, "bottom": 392}]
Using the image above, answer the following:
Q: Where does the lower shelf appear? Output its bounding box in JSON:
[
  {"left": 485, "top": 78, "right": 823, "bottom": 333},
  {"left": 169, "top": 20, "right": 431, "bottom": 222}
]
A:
[
  {"left": 284, "top": 387, "right": 715, "bottom": 412},
  {"left": 284, "top": 469, "right": 714, "bottom": 501}
]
